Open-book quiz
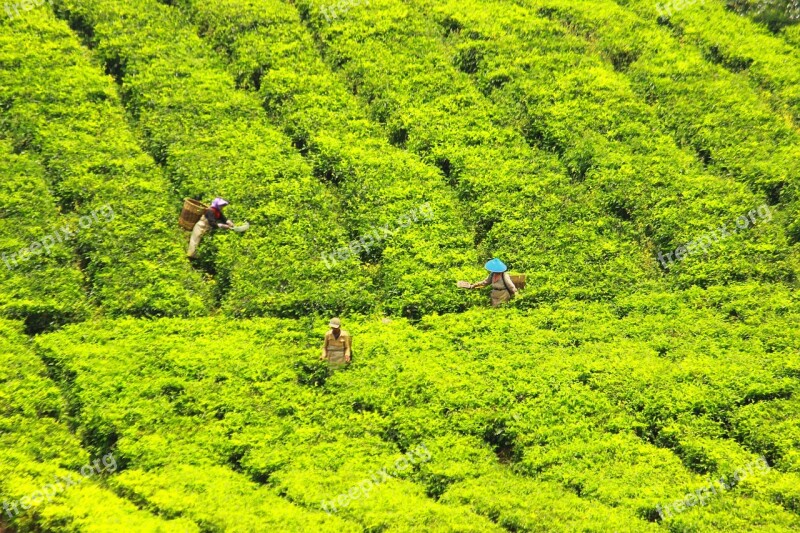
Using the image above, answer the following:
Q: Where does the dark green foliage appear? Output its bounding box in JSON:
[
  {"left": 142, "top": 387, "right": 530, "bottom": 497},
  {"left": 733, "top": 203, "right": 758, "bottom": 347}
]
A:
[{"left": 728, "top": 0, "right": 800, "bottom": 31}]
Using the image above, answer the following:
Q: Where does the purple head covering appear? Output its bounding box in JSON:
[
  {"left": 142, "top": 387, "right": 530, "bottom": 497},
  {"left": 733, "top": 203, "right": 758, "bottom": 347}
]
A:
[{"left": 211, "top": 197, "right": 229, "bottom": 210}]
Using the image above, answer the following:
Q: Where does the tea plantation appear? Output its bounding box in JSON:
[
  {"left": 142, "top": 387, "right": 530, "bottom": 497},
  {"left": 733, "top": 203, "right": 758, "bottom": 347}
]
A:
[{"left": 1, "top": 0, "right": 799, "bottom": 531}]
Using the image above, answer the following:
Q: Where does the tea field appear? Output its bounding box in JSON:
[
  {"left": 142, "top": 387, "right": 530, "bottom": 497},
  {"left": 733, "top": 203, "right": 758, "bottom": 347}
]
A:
[{"left": 1, "top": 0, "right": 800, "bottom": 531}]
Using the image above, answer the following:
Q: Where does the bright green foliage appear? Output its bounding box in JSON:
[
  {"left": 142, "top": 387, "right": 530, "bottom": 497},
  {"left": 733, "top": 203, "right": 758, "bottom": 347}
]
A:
[
  {"left": 0, "top": 10, "right": 209, "bottom": 318},
  {"left": 293, "top": 0, "right": 659, "bottom": 304},
  {"left": 35, "top": 317, "right": 511, "bottom": 531},
  {"left": 621, "top": 0, "right": 800, "bottom": 126},
  {"left": 108, "top": 465, "right": 356, "bottom": 531},
  {"left": 31, "top": 298, "right": 800, "bottom": 529},
  {"left": 440, "top": 471, "right": 656, "bottom": 531},
  {"left": 0, "top": 140, "right": 88, "bottom": 330},
  {"left": 55, "top": 0, "right": 377, "bottom": 317},
  {"left": 405, "top": 0, "right": 799, "bottom": 290},
  {"left": 0, "top": 319, "right": 199, "bottom": 531},
  {"left": 1, "top": 0, "right": 800, "bottom": 530},
  {"left": 163, "top": 0, "right": 485, "bottom": 317},
  {"left": 784, "top": 22, "right": 800, "bottom": 45},
  {"left": 515, "top": 0, "right": 800, "bottom": 238},
  {"left": 734, "top": 397, "right": 800, "bottom": 471}
]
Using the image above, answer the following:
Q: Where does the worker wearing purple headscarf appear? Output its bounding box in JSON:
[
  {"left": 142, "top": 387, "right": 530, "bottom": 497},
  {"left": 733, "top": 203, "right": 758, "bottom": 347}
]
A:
[{"left": 187, "top": 197, "right": 234, "bottom": 258}]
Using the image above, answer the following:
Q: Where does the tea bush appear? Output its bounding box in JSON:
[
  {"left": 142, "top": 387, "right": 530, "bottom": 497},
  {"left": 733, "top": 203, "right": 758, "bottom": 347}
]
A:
[
  {"left": 0, "top": 10, "right": 209, "bottom": 318},
  {"left": 0, "top": 140, "right": 87, "bottom": 330},
  {"left": 165, "top": 0, "right": 485, "bottom": 317},
  {"left": 0, "top": 319, "right": 199, "bottom": 531},
  {"left": 727, "top": 0, "right": 800, "bottom": 31},
  {"left": 407, "top": 0, "right": 799, "bottom": 291},
  {"left": 517, "top": 0, "right": 800, "bottom": 238},
  {"left": 30, "top": 300, "right": 800, "bottom": 529},
  {"left": 623, "top": 0, "right": 800, "bottom": 125},
  {"left": 55, "top": 0, "right": 376, "bottom": 317},
  {"left": 0, "top": 0, "right": 798, "bottom": 530},
  {"left": 292, "top": 0, "right": 658, "bottom": 304}
]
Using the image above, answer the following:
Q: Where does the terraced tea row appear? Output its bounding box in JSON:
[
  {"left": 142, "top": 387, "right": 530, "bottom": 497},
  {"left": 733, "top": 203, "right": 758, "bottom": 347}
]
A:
[
  {"left": 32, "top": 315, "right": 655, "bottom": 530},
  {"left": 56, "top": 0, "right": 497, "bottom": 319},
  {"left": 36, "top": 318, "right": 511, "bottom": 531},
  {"left": 163, "top": 0, "right": 486, "bottom": 317},
  {"left": 291, "top": 0, "right": 657, "bottom": 303},
  {"left": 32, "top": 298, "right": 800, "bottom": 529},
  {"left": 54, "top": 0, "right": 385, "bottom": 318},
  {"left": 0, "top": 319, "right": 197, "bottom": 531},
  {"left": 521, "top": 0, "right": 800, "bottom": 239},
  {"left": 411, "top": 0, "right": 800, "bottom": 290},
  {"left": 0, "top": 139, "right": 87, "bottom": 330},
  {"left": 622, "top": 0, "right": 800, "bottom": 126},
  {"left": 727, "top": 0, "right": 800, "bottom": 34},
  {"left": 0, "top": 10, "right": 208, "bottom": 318}
]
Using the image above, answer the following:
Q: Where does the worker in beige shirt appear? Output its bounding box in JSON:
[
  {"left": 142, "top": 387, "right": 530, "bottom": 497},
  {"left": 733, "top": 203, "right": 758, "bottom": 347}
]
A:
[
  {"left": 469, "top": 258, "right": 517, "bottom": 307},
  {"left": 320, "top": 317, "right": 352, "bottom": 368}
]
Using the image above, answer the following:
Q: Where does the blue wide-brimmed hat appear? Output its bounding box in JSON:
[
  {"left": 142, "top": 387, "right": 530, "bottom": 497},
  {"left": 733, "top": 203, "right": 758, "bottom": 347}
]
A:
[{"left": 484, "top": 258, "right": 508, "bottom": 273}]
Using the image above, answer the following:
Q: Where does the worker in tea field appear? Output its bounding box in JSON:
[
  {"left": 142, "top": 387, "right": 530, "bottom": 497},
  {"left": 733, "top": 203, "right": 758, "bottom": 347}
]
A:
[
  {"left": 187, "top": 197, "right": 235, "bottom": 258},
  {"left": 320, "top": 317, "right": 352, "bottom": 368},
  {"left": 469, "top": 258, "right": 518, "bottom": 307}
]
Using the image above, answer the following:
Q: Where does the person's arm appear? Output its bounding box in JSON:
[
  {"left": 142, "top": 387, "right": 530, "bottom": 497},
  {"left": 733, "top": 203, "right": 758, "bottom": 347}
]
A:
[
  {"left": 207, "top": 209, "right": 234, "bottom": 230},
  {"left": 503, "top": 272, "right": 518, "bottom": 295},
  {"left": 344, "top": 334, "right": 352, "bottom": 363},
  {"left": 218, "top": 212, "right": 234, "bottom": 229},
  {"left": 320, "top": 333, "right": 329, "bottom": 361},
  {"left": 471, "top": 273, "right": 492, "bottom": 289}
]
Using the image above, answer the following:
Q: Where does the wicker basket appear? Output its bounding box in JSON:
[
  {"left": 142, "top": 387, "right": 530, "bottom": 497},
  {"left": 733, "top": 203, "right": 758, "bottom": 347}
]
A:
[
  {"left": 179, "top": 198, "right": 208, "bottom": 231},
  {"left": 510, "top": 274, "right": 526, "bottom": 290}
]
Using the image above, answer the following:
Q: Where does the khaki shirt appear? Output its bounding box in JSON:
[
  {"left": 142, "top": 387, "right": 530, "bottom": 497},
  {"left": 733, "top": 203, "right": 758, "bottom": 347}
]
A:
[
  {"left": 479, "top": 272, "right": 517, "bottom": 293},
  {"left": 477, "top": 272, "right": 517, "bottom": 307},
  {"left": 322, "top": 329, "right": 352, "bottom": 361}
]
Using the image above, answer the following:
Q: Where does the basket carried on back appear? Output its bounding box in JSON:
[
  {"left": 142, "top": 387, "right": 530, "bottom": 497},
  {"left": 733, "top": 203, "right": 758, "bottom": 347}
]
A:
[
  {"left": 510, "top": 274, "right": 526, "bottom": 290},
  {"left": 179, "top": 198, "right": 208, "bottom": 231}
]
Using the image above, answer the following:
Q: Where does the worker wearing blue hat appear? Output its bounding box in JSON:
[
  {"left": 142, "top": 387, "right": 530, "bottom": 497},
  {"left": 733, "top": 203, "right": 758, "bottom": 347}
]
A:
[{"left": 469, "top": 258, "right": 518, "bottom": 307}]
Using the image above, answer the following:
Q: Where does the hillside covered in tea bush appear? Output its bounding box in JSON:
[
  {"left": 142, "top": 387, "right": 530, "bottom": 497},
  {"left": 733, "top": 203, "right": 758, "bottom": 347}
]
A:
[{"left": 1, "top": 0, "right": 800, "bottom": 531}]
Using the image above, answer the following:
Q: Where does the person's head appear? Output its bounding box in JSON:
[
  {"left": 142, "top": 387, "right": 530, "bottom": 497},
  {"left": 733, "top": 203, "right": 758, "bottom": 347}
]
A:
[
  {"left": 211, "top": 197, "right": 229, "bottom": 211},
  {"left": 484, "top": 258, "right": 508, "bottom": 274},
  {"left": 329, "top": 317, "right": 341, "bottom": 332}
]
